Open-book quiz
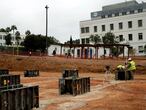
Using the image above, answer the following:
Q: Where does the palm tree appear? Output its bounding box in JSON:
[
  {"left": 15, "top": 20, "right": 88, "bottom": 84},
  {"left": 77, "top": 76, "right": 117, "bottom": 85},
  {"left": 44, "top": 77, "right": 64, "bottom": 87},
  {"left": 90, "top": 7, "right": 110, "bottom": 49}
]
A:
[
  {"left": 11, "top": 25, "right": 17, "bottom": 35},
  {"left": 15, "top": 31, "right": 21, "bottom": 55},
  {"left": 25, "top": 30, "right": 31, "bottom": 36}
]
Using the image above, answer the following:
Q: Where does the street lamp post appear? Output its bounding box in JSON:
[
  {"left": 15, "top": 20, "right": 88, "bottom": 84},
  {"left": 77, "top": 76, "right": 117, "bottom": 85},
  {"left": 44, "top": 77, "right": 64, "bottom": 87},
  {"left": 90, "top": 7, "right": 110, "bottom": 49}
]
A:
[{"left": 45, "top": 5, "right": 49, "bottom": 55}]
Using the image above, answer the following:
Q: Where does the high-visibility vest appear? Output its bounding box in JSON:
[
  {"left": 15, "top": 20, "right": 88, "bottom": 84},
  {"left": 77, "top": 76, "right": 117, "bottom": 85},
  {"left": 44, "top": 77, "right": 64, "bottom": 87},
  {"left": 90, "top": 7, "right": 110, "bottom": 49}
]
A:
[{"left": 128, "top": 61, "right": 136, "bottom": 71}]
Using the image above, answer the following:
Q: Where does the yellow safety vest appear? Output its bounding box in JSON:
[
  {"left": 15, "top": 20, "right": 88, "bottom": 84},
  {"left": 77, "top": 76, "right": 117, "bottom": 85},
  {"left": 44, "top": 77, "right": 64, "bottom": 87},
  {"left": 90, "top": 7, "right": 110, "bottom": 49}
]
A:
[{"left": 128, "top": 61, "right": 136, "bottom": 71}]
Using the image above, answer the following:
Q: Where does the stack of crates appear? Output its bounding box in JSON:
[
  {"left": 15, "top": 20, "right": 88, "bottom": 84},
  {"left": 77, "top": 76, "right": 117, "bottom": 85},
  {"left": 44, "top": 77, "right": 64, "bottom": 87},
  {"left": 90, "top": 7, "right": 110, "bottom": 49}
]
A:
[
  {"left": 24, "top": 70, "right": 39, "bottom": 77},
  {"left": 0, "top": 69, "right": 39, "bottom": 110},
  {"left": 59, "top": 69, "right": 90, "bottom": 96}
]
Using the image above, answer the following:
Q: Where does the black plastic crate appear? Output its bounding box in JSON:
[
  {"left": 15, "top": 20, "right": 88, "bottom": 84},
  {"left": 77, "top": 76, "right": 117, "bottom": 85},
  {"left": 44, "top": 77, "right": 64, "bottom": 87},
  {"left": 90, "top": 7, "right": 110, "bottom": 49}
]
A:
[
  {"left": 115, "top": 70, "right": 134, "bottom": 80},
  {"left": 0, "top": 69, "right": 9, "bottom": 75},
  {"left": 59, "top": 77, "right": 90, "bottom": 96},
  {"left": 24, "top": 70, "right": 39, "bottom": 77},
  {"left": 0, "top": 85, "right": 39, "bottom": 110},
  {"left": 62, "top": 69, "right": 78, "bottom": 78},
  {"left": 0, "top": 75, "right": 20, "bottom": 87}
]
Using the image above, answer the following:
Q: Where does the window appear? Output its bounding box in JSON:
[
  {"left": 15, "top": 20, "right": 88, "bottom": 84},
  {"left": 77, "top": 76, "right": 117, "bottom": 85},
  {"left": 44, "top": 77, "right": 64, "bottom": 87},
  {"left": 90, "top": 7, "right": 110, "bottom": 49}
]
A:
[
  {"left": 138, "top": 33, "right": 143, "bottom": 40},
  {"left": 138, "top": 46, "right": 144, "bottom": 53},
  {"left": 93, "top": 12, "right": 98, "bottom": 17},
  {"left": 12, "top": 37, "right": 14, "bottom": 41},
  {"left": 102, "top": 25, "right": 105, "bottom": 31},
  {"left": 128, "top": 34, "right": 133, "bottom": 41},
  {"left": 110, "top": 24, "right": 114, "bottom": 30},
  {"left": 119, "top": 35, "right": 123, "bottom": 42},
  {"left": 101, "top": 15, "right": 105, "bottom": 18},
  {"left": 128, "top": 21, "right": 132, "bottom": 28},
  {"left": 81, "top": 28, "right": 85, "bottom": 33},
  {"left": 81, "top": 38, "right": 85, "bottom": 44},
  {"left": 0, "top": 35, "right": 2, "bottom": 39},
  {"left": 108, "top": 14, "right": 112, "bottom": 17},
  {"left": 138, "top": 9, "right": 143, "bottom": 13},
  {"left": 81, "top": 27, "right": 90, "bottom": 33},
  {"left": 115, "top": 13, "right": 119, "bottom": 16},
  {"left": 122, "top": 12, "right": 127, "bottom": 15},
  {"left": 138, "top": 20, "right": 143, "bottom": 27},
  {"left": 130, "top": 10, "right": 134, "bottom": 14},
  {"left": 94, "top": 26, "right": 97, "bottom": 32},
  {"left": 3, "top": 36, "right": 6, "bottom": 40},
  {"left": 119, "top": 22, "right": 123, "bottom": 29},
  {"left": 86, "top": 38, "right": 89, "bottom": 44},
  {"left": 85, "top": 27, "right": 89, "bottom": 33}
]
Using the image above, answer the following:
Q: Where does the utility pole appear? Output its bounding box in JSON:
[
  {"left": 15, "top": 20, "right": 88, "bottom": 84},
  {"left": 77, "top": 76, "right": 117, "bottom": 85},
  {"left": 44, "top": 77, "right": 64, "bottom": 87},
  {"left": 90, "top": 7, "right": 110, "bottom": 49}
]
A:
[{"left": 45, "top": 5, "right": 49, "bottom": 55}]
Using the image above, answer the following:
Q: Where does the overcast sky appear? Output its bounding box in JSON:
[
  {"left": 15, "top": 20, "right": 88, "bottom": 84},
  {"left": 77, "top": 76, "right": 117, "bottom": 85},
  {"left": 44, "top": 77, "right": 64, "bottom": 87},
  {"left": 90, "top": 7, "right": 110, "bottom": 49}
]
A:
[{"left": 0, "top": 0, "right": 145, "bottom": 43}]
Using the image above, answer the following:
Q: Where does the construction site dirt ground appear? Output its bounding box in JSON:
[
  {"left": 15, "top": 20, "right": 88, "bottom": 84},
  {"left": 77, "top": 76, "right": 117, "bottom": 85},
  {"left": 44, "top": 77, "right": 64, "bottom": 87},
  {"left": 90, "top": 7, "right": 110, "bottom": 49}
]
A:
[
  {"left": 1, "top": 55, "right": 146, "bottom": 110},
  {"left": 11, "top": 72, "right": 146, "bottom": 110}
]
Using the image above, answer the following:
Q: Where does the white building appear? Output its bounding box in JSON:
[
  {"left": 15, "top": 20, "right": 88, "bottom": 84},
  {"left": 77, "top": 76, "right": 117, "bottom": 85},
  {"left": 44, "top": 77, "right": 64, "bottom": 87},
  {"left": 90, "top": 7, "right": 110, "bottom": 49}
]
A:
[
  {"left": 80, "top": 0, "right": 146, "bottom": 56},
  {"left": 0, "top": 32, "right": 25, "bottom": 46}
]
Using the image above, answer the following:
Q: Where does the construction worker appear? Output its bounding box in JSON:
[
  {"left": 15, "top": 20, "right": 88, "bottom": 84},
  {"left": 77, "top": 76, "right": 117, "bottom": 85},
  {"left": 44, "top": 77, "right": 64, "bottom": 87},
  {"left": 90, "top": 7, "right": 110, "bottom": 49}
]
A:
[{"left": 126, "top": 57, "right": 136, "bottom": 79}]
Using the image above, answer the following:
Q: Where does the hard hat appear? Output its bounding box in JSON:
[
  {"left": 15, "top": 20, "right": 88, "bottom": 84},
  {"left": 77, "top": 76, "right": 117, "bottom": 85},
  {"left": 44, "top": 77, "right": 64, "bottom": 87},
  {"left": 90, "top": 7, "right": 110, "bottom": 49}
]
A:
[{"left": 128, "top": 57, "right": 132, "bottom": 61}]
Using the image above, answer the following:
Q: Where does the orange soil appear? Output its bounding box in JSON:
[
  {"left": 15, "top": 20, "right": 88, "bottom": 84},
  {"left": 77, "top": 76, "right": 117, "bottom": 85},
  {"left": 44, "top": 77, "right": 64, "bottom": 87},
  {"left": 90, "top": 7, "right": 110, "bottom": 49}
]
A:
[{"left": 1, "top": 54, "right": 146, "bottom": 110}]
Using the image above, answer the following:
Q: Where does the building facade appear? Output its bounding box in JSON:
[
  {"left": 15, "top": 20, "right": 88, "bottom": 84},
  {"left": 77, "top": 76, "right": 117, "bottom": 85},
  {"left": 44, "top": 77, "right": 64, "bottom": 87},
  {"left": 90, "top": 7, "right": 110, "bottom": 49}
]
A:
[
  {"left": 80, "top": 0, "right": 146, "bottom": 56},
  {"left": 0, "top": 32, "right": 25, "bottom": 46}
]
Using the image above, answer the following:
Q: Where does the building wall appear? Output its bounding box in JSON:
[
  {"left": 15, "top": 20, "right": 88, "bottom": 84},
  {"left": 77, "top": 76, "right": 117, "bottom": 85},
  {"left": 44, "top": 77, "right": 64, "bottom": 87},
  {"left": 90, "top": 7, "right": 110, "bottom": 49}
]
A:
[
  {"left": 0, "top": 32, "right": 7, "bottom": 46},
  {"left": 80, "top": 1, "right": 146, "bottom": 56},
  {"left": 0, "top": 32, "right": 25, "bottom": 46}
]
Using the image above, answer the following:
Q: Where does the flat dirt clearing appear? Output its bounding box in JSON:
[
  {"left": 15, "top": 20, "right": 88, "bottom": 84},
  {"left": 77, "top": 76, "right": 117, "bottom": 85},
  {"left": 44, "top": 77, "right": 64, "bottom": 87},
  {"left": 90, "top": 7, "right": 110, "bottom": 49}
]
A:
[
  {"left": 11, "top": 72, "right": 146, "bottom": 110},
  {"left": 1, "top": 55, "right": 146, "bottom": 110}
]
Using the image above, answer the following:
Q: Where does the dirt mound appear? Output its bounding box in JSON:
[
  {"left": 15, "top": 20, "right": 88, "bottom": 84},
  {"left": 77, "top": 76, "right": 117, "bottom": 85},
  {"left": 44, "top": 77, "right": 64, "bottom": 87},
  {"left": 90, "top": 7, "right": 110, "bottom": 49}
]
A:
[{"left": 0, "top": 54, "right": 146, "bottom": 74}]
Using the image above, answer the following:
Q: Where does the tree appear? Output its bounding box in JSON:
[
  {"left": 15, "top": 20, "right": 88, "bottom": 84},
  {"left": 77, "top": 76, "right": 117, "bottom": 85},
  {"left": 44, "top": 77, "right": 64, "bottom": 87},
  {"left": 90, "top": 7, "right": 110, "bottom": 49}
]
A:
[
  {"left": 23, "top": 34, "right": 59, "bottom": 52},
  {"left": 25, "top": 30, "right": 31, "bottom": 36},
  {"left": 11, "top": 25, "right": 17, "bottom": 35},
  {"left": 47, "top": 36, "right": 60, "bottom": 45},
  {"left": 5, "top": 27, "right": 11, "bottom": 33},
  {"left": 15, "top": 31, "right": 21, "bottom": 55},
  {"left": 129, "top": 48, "right": 136, "bottom": 56},
  {"left": 64, "top": 38, "right": 80, "bottom": 44},
  {"left": 5, "top": 34, "right": 12, "bottom": 45},
  {"left": 102, "top": 32, "right": 118, "bottom": 44},
  {"left": 102, "top": 32, "right": 119, "bottom": 56},
  {"left": 0, "top": 28, "right": 6, "bottom": 32},
  {"left": 15, "top": 31, "right": 21, "bottom": 45},
  {"left": 90, "top": 34, "right": 101, "bottom": 44}
]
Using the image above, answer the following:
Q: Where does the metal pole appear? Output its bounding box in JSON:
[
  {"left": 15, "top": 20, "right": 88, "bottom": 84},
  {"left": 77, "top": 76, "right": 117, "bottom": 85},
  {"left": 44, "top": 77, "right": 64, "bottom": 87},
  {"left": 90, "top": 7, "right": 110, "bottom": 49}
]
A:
[{"left": 45, "top": 5, "right": 49, "bottom": 55}]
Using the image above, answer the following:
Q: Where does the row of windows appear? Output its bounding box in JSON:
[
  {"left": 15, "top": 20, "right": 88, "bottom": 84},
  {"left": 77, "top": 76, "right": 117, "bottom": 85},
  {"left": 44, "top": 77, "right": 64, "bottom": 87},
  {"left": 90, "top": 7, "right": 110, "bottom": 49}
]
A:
[
  {"left": 119, "top": 33, "right": 143, "bottom": 42},
  {"left": 101, "top": 9, "right": 143, "bottom": 19},
  {"left": 81, "top": 20, "right": 143, "bottom": 33},
  {"left": 81, "top": 33, "right": 143, "bottom": 44}
]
